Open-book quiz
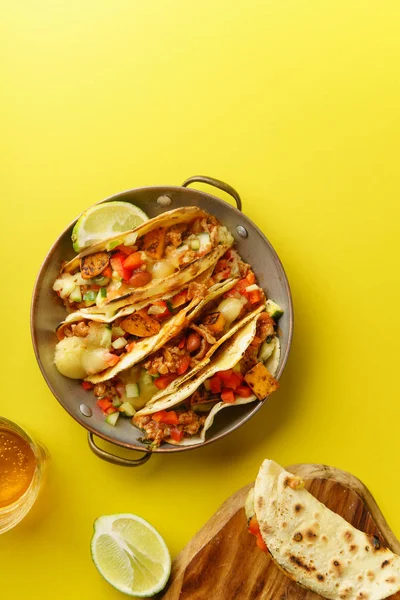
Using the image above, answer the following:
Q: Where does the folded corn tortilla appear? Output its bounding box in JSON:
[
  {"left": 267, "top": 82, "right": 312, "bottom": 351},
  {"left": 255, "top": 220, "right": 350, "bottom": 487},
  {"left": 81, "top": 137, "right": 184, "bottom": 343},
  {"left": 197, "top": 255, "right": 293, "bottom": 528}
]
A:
[
  {"left": 61, "top": 206, "right": 234, "bottom": 311},
  {"left": 86, "top": 278, "right": 238, "bottom": 384},
  {"left": 135, "top": 314, "right": 280, "bottom": 446}
]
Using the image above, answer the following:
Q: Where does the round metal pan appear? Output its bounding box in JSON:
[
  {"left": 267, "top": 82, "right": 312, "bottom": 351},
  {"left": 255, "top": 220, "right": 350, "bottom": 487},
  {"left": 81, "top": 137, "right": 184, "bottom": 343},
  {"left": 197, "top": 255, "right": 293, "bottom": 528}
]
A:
[{"left": 31, "top": 176, "right": 293, "bottom": 467}]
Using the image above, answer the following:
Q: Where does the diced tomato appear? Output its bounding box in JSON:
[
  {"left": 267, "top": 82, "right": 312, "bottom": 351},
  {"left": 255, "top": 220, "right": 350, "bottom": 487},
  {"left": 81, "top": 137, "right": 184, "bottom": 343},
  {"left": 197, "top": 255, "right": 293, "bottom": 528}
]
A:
[
  {"left": 236, "top": 385, "right": 253, "bottom": 398},
  {"left": 218, "top": 369, "right": 243, "bottom": 390},
  {"left": 116, "top": 244, "right": 137, "bottom": 255},
  {"left": 176, "top": 356, "right": 190, "bottom": 375},
  {"left": 128, "top": 270, "right": 152, "bottom": 288},
  {"left": 237, "top": 278, "right": 250, "bottom": 297},
  {"left": 150, "top": 300, "right": 171, "bottom": 319},
  {"left": 215, "top": 259, "right": 228, "bottom": 272},
  {"left": 171, "top": 289, "right": 188, "bottom": 309},
  {"left": 89, "top": 284, "right": 100, "bottom": 292},
  {"left": 81, "top": 381, "right": 94, "bottom": 390},
  {"left": 97, "top": 398, "right": 113, "bottom": 412},
  {"left": 256, "top": 533, "right": 268, "bottom": 553},
  {"left": 178, "top": 337, "right": 186, "bottom": 349},
  {"left": 123, "top": 252, "right": 144, "bottom": 270},
  {"left": 170, "top": 427, "right": 184, "bottom": 442},
  {"left": 249, "top": 289, "right": 262, "bottom": 304},
  {"left": 221, "top": 388, "right": 235, "bottom": 403},
  {"left": 218, "top": 369, "right": 233, "bottom": 383},
  {"left": 209, "top": 376, "right": 221, "bottom": 394},
  {"left": 105, "top": 353, "right": 120, "bottom": 367},
  {"left": 248, "top": 515, "right": 260, "bottom": 536},
  {"left": 106, "top": 406, "right": 118, "bottom": 414},
  {"left": 125, "top": 341, "right": 136, "bottom": 352},
  {"left": 154, "top": 373, "right": 177, "bottom": 390},
  {"left": 110, "top": 253, "right": 133, "bottom": 281},
  {"left": 246, "top": 271, "right": 256, "bottom": 285},
  {"left": 102, "top": 266, "right": 112, "bottom": 278},
  {"left": 152, "top": 410, "right": 179, "bottom": 425}
]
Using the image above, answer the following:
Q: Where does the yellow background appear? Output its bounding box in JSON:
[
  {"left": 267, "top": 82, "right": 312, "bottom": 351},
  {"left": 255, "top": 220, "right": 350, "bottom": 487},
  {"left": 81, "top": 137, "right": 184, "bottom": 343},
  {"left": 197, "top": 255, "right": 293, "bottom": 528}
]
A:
[{"left": 2, "top": 1, "right": 400, "bottom": 598}]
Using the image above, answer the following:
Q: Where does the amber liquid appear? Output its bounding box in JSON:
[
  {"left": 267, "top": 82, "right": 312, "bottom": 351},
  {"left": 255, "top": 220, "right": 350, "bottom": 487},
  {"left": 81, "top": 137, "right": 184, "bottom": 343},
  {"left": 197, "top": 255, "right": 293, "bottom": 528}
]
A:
[{"left": 0, "top": 427, "right": 36, "bottom": 508}]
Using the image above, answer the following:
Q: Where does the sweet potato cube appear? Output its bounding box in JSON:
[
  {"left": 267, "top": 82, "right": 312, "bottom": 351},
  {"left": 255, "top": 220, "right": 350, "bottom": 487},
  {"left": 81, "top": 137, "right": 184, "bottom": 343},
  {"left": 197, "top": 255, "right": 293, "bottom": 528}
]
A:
[
  {"left": 143, "top": 227, "right": 166, "bottom": 260},
  {"left": 80, "top": 252, "right": 110, "bottom": 279},
  {"left": 120, "top": 309, "right": 161, "bottom": 337},
  {"left": 244, "top": 362, "right": 279, "bottom": 400},
  {"left": 202, "top": 312, "right": 226, "bottom": 334}
]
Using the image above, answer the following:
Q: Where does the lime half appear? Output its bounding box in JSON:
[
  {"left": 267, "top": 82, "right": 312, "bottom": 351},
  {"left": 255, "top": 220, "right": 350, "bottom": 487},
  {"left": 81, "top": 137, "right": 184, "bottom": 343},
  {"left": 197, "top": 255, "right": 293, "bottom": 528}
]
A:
[
  {"left": 72, "top": 201, "right": 149, "bottom": 252},
  {"left": 91, "top": 513, "right": 171, "bottom": 597}
]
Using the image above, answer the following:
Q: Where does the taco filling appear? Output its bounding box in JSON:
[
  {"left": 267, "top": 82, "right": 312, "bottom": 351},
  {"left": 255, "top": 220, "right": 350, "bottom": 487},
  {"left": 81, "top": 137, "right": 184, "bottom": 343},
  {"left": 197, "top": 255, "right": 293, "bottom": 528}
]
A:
[
  {"left": 53, "top": 213, "right": 229, "bottom": 312},
  {"left": 132, "top": 312, "right": 279, "bottom": 447},
  {"left": 53, "top": 204, "right": 285, "bottom": 439}
]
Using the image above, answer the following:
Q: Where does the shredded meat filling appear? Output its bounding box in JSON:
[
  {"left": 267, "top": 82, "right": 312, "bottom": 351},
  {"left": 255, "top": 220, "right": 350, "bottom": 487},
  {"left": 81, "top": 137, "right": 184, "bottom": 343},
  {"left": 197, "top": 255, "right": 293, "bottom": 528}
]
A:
[
  {"left": 165, "top": 223, "right": 188, "bottom": 249},
  {"left": 187, "top": 281, "right": 208, "bottom": 301},
  {"left": 144, "top": 345, "right": 188, "bottom": 375},
  {"left": 135, "top": 411, "right": 206, "bottom": 446}
]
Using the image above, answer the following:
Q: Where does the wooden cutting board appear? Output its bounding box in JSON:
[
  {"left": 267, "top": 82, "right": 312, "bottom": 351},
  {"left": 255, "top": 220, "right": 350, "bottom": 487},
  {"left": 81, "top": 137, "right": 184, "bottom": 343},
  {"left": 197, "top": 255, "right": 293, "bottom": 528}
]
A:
[{"left": 160, "top": 464, "right": 400, "bottom": 600}]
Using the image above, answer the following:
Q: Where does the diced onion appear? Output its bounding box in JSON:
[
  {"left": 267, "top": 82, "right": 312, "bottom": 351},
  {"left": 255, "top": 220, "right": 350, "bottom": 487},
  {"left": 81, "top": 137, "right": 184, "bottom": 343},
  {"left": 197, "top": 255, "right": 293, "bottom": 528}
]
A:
[
  {"left": 112, "top": 337, "right": 128, "bottom": 349},
  {"left": 216, "top": 297, "right": 245, "bottom": 327},
  {"left": 53, "top": 275, "right": 77, "bottom": 299},
  {"left": 197, "top": 232, "right": 211, "bottom": 252},
  {"left": 111, "top": 326, "right": 125, "bottom": 337},
  {"left": 175, "top": 244, "right": 189, "bottom": 254},
  {"left": 112, "top": 270, "right": 122, "bottom": 282},
  {"left": 124, "top": 232, "right": 138, "bottom": 246},
  {"left": 148, "top": 304, "right": 165, "bottom": 315},
  {"left": 245, "top": 284, "right": 259, "bottom": 293},
  {"left": 190, "top": 238, "right": 200, "bottom": 251},
  {"left": 151, "top": 259, "right": 176, "bottom": 280}
]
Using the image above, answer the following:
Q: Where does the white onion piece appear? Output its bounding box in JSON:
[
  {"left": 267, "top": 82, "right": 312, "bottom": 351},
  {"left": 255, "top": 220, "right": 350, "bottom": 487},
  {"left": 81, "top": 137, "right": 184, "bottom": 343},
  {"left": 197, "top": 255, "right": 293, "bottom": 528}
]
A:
[
  {"left": 151, "top": 259, "right": 176, "bottom": 280},
  {"left": 148, "top": 304, "right": 166, "bottom": 315},
  {"left": 112, "top": 337, "right": 127, "bottom": 350},
  {"left": 216, "top": 297, "right": 245, "bottom": 327},
  {"left": 245, "top": 284, "right": 259, "bottom": 293}
]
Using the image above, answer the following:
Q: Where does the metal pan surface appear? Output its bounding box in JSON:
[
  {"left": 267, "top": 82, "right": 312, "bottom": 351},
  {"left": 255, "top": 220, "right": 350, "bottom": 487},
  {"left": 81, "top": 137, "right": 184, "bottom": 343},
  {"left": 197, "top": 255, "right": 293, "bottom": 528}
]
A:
[{"left": 31, "top": 176, "right": 293, "bottom": 466}]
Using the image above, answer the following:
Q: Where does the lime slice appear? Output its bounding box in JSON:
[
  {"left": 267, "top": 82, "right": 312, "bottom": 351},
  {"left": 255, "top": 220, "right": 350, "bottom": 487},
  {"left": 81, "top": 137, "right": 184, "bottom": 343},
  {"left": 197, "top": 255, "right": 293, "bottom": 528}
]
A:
[
  {"left": 91, "top": 513, "right": 171, "bottom": 597},
  {"left": 72, "top": 202, "right": 149, "bottom": 252}
]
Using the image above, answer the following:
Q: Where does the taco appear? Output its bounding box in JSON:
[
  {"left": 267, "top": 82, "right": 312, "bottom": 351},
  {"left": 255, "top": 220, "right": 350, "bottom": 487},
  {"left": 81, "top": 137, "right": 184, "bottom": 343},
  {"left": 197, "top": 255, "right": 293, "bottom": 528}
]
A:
[
  {"left": 53, "top": 206, "right": 234, "bottom": 313},
  {"left": 55, "top": 278, "right": 238, "bottom": 381},
  {"left": 131, "top": 309, "right": 281, "bottom": 447},
  {"left": 245, "top": 460, "right": 400, "bottom": 600}
]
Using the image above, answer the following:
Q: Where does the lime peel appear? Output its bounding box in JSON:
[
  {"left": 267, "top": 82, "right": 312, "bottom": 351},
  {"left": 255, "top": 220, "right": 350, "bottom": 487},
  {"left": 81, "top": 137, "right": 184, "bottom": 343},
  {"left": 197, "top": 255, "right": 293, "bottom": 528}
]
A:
[
  {"left": 91, "top": 513, "right": 171, "bottom": 597},
  {"left": 72, "top": 202, "right": 149, "bottom": 252}
]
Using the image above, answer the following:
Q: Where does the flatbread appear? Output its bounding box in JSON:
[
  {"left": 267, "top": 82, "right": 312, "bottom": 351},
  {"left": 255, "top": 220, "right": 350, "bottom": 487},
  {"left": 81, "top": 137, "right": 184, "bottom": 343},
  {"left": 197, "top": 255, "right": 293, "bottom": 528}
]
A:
[{"left": 251, "top": 459, "right": 400, "bottom": 600}]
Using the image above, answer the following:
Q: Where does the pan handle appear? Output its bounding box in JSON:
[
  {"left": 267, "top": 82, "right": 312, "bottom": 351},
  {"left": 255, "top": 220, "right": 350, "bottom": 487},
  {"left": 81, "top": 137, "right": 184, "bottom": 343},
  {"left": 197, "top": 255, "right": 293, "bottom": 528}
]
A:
[
  {"left": 182, "top": 176, "right": 242, "bottom": 212},
  {"left": 88, "top": 432, "right": 152, "bottom": 467}
]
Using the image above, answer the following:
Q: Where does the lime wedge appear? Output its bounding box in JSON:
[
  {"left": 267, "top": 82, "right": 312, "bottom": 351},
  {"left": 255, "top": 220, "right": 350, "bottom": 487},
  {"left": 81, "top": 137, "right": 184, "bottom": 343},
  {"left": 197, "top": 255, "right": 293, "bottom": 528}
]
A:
[
  {"left": 91, "top": 513, "right": 171, "bottom": 597},
  {"left": 72, "top": 202, "right": 149, "bottom": 252}
]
